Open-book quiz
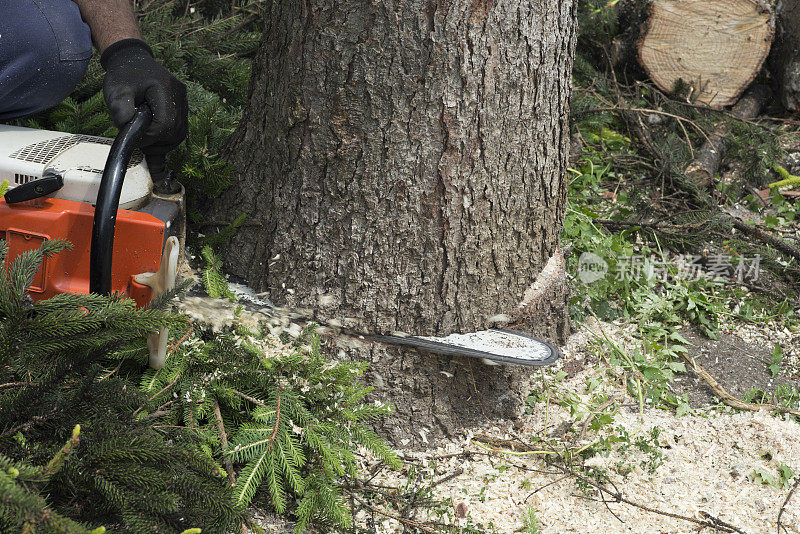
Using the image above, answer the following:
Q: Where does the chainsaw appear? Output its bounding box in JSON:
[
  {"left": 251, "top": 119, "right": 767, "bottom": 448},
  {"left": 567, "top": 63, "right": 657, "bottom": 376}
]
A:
[
  {"left": 1, "top": 107, "right": 561, "bottom": 369},
  {"left": 0, "top": 106, "right": 183, "bottom": 369}
]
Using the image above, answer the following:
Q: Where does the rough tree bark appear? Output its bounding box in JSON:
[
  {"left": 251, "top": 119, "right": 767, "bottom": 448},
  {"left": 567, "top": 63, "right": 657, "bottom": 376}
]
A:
[{"left": 207, "top": 0, "right": 577, "bottom": 445}]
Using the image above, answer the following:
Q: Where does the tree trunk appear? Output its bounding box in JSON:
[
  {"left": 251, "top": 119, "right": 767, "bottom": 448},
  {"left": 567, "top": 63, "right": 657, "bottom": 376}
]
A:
[
  {"left": 769, "top": 0, "right": 800, "bottom": 111},
  {"left": 207, "top": 0, "right": 576, "bottom": 445},
  {"left": 636, "top": 0, "right": 774, "bottom": 109}
]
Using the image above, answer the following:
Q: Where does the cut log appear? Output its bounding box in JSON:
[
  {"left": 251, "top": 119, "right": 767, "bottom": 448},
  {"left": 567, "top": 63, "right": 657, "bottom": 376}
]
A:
[
  {"left": 684, "top": 84, "right": 771, "bottom": 189},
  {"left": 637, "top": 0, "right": 774, "bottom": 109}
]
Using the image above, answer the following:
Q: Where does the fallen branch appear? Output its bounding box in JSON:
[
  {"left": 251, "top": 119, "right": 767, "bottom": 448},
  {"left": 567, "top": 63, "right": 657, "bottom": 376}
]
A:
[
  {"left": 731, "top": 218, "right": 800, "bottom": 264},
  {"left": 684, "top": 85, "right": 771, "bottom": 189},
  {"left": 348, "top": 493, "right": 439, "bottom": 534},
  {"left": 573, "top": 106, "right": 712, "bottom": 144},
  {"left": 474, "top": 434, "right": 748, "bottom": 534},
  {"left": 681, "top": 353, "right": 800, "bottom": 417},
  {"left": 558, "top": 463, "right": 747, "bottom": 533},
  {"left": 230, "top": 388, "right": 267, "bottom": 407}
]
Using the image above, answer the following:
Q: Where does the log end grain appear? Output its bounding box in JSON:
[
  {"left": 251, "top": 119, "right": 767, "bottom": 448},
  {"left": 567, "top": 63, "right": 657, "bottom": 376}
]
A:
[{"left": 638, "top": 0, "right": 774, "bottom": 109}]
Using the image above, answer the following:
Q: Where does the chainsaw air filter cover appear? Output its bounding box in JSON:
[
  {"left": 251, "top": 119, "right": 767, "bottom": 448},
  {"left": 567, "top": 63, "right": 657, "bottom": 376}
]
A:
[{"left": 0, "top": 125, "right": 151, "bottom": 209}]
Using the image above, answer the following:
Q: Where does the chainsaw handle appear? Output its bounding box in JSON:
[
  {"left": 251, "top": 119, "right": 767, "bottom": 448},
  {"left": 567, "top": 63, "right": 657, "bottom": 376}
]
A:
[{"left": 89, "top": 105, "right": 152, "bottom": 295}]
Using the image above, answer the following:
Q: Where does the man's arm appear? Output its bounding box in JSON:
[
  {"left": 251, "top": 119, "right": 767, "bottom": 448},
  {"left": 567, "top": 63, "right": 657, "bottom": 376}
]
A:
[
  {"left": 71, "top": 0, "right": 187, "bottom": 160},
  {"left": 72, "top": 0, "right": 141, "bottom": 52}
]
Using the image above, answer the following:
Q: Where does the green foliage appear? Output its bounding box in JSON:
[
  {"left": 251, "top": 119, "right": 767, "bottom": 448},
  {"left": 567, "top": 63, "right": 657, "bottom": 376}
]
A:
[
  {"left": 201, "top": 245, "right": 238, "bottom": 301},
  {"left": 576, "top": 0, "right": 619, "bottom": 57},
  {"left": 522, "top": 505, "right": 541, "bottom": 534},
  {"left": 200, "top": 213, "right": 248, "bottom": 247},
  {"left": 134, "top": 322, "right": 400, "bottom": 532},
  {"left": 0, "top": 426, "right": 108, "bottom": 534},
  {"left": 724, "top": 121, "right": 788, "bottom": 187},
  {"left": 0, "top": 241, "right": 243, "bottom": 533},
  {"left": 769, "top": 345, "right": 784, "bottom": 377},
  {"left": 750, "top": 464, "right": 796, "bottom": 489},
  {"left": 1, "top": 238, "right": 400, "bottom": 532}
]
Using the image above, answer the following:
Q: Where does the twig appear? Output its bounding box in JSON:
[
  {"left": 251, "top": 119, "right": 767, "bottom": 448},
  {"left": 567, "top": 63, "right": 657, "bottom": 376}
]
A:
[
  {"left": 348, "top": 494, "right": 439, "bottom": 534},
  {"left": 133, "top": 373, "right": 182, "bottom": 417},
  {"left": 473, "top": 433, "right": 748, "bottom": 533},
  {"left": 777, "top": 477, "right": 800, "bottom": 534},
  {"left": 551, "top": 463, "right": 748, "bottom": 534},
  {"left": 268, "top": 388, "right": 281, "bottom": 450},
  {"left": 574, "top": 106, "right": 712, "bottom": 144},
  {"left": 428, "top": 469, "right": 463, "bottom": 490},
  {"left": 525, "top": 474, "right": 572, "bottom": 502},
  {"left": 196, "top": 220, "right": 263, "bottom": 227},
  {"left": 576, "top": 396, "right": 618, "bottom": 444},
  {"left": 213, "top": 399, "right": 237, "bottom": 487},
  {"left": 141, "top": 408, "right": 172, "bottom": 420},
  {"left": 98, "top": 360, "right": 123, "bottom": 381},
  {"left": 472, "top": 435, "right": 558, "bottom": 456},
  {"left": 230, "top": 389, "right": 266, "bottom": 406},
  {"left": 167, "top": 325, "right": 195, "bottom": 355},
  {"left": 681, "top": 354, "right": 800, "bottom": 417}
]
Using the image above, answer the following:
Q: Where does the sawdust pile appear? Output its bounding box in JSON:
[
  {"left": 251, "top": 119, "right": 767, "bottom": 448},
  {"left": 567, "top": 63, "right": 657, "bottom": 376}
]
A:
[{"left": 362, "top": 324, "right": 800, "bottom": 533}]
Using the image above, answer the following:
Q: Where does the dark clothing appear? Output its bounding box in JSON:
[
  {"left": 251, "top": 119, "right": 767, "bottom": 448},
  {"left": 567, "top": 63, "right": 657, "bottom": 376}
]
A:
[{"left": 0, "top": 0, "right": 92, "bottom": 120}]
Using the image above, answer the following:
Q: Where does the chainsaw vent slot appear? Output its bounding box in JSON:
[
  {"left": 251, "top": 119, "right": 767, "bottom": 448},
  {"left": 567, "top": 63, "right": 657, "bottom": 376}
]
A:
[
  {"left": 76, "top": 166, "right": 104, "bottom": 174},
  {"left": 10, "top": 135, "right": 143, "bottom": 168},
  {"left": 14, "top": 173, "right": 35, "bottom": 184}
]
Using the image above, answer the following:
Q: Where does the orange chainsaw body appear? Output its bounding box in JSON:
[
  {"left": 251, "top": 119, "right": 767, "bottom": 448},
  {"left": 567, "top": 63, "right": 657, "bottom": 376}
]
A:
[{"left": 0, "top": 197, "right": 162, "bottom": 307}]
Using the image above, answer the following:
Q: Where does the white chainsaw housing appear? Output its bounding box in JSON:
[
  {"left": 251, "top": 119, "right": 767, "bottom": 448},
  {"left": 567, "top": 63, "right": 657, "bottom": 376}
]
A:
[{"left": 0, "top": 125, "right": 152, "bottom": 209}]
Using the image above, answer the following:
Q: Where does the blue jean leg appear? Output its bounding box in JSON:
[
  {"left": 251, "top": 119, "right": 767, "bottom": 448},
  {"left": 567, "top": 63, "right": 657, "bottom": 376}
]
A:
[{"left": 0, "top": 0, "right": 93, "bottom": 120}]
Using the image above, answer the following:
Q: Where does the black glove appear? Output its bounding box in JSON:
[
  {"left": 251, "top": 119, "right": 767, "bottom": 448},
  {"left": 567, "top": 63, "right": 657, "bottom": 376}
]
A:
[{"left": 101, "top": 39, "right": 188, "bottom": 156}]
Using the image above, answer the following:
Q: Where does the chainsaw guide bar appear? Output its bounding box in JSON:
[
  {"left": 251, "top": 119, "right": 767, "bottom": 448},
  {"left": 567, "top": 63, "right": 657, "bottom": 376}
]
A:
[
  {"left": 367, "top": 328, "right": 560, "bottom": 367},
  {"left": 227, "top": 284, "right": 560, "bottom": 367}
]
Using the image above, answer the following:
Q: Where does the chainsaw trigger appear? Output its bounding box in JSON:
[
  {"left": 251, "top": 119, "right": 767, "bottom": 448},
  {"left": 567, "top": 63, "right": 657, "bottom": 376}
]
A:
[{"left": 4, "top": 173, "right": 63, "bottom": 204}]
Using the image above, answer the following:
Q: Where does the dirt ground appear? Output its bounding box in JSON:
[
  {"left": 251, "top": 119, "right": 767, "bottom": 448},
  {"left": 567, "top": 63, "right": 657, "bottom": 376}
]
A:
[{"left": 675, "top": 327, "right": 799, "bottom": 408}]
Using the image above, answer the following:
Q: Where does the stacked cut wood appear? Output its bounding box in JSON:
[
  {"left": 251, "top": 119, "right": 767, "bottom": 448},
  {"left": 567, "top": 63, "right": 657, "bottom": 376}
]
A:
[
  {"left": 611, "top": 0, "right": 800, "bottom": 188},
  {"left": 636, "top": 0, "right": 774, "bottom": 109},
  {"left": 617, "top": 0, "right": 800, "bottom": 112}
]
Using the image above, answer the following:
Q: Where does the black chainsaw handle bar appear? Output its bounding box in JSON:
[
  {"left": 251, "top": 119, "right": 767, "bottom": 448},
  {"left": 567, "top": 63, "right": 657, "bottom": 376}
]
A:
[{"left": 89, "top": 106, "right": 152, "bottom": 295}]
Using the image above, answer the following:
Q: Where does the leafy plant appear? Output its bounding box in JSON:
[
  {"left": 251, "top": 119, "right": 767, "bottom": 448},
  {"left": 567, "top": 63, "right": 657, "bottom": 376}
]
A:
[
  {"left": 769, "top": 344, "right": 783, "bottom": 378},
  {"left": 751, "top": 464, "right": 796, "bottom": 490},
  {"left": 522, "top": 505, "right": 541, "bottom": 534},
  {"left": 0, "top": 426, "right": 108, "bottom": 534}
]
